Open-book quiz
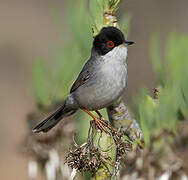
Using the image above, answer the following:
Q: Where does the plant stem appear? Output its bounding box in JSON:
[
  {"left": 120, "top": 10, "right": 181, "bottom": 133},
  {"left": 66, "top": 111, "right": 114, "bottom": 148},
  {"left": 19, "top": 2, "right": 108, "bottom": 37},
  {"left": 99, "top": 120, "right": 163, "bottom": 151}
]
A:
[
  {"left": 107, "top": 98, "right": 143, "bottom": 141},
  {"left": 91, "top": 125, "right": 116, "bottom": 180}
]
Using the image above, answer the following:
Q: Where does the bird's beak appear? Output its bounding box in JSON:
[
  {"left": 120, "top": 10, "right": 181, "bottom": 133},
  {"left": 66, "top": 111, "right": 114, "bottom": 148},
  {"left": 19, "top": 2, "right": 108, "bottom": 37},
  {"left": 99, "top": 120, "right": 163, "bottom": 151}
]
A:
[{"left": 124, "top": 40, "right": 135, "bottom": 46}]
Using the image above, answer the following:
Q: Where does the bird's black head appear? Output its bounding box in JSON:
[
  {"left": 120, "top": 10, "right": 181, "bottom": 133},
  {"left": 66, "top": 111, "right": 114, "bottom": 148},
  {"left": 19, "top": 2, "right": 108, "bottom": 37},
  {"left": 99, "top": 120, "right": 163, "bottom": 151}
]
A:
[{"left": 93, "top": 26, "right": 134, "bottom": 55}]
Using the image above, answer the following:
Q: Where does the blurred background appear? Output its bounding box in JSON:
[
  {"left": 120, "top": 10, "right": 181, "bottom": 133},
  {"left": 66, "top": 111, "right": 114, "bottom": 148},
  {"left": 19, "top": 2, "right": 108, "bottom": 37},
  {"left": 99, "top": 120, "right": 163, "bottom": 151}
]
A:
[{"left": 0, "top": 0, "right": 188, "bottom": 179}]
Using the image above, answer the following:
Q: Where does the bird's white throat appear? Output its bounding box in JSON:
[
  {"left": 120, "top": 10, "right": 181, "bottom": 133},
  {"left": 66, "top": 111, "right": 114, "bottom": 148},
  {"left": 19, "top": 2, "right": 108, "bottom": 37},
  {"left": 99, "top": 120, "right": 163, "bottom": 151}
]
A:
[{"left": 102, "top": 44, "right": 127, "bottom": 64}]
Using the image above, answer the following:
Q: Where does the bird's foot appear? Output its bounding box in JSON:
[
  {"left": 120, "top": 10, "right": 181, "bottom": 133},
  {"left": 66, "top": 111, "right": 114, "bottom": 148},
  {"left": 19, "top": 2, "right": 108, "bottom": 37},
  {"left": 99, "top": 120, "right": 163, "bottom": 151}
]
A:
[
  {"left": 95, "top": 110, "right": 117, "bottom": 132},
  {"left": 94, "top": 117, "right": 108, "bottom": 132},
  {"left": 94, "top": 118, "right": 118, "bottom": 133},
  {"left": 95, "top": 117, "right": 118, "bottom": 133},
  {"left": 81, "top": 108, "right": 117, "bottom": 133}
]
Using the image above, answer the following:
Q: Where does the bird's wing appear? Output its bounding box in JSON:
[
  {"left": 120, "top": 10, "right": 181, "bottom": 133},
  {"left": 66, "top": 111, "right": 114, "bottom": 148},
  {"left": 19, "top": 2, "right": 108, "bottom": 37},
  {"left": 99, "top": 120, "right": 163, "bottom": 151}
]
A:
[{"left": 70, "top": 59, "right": 95, "bottom": 93}]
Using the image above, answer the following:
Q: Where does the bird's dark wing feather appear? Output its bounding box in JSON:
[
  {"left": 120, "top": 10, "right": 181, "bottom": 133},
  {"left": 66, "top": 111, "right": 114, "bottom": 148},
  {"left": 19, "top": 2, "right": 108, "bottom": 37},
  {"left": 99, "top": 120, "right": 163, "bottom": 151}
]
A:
[
  {"left": 70, "top": 70, "right": 90, "bottom": 93},
  {"left": 70, "top": 59, "right": 95, "bottom": 93}
]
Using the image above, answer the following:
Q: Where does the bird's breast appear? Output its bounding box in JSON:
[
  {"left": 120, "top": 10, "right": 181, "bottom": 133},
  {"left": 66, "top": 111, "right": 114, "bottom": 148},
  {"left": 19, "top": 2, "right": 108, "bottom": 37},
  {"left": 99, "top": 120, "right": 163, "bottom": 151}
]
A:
[
  {"left": 74, "top": 60, "right": 127, "bottom": 110},
  {"left": 73, "top": 46, "right": 128, "bottom": 110},
  {"left": 97, "top": 59, "right": 127, "bottom": 99}
]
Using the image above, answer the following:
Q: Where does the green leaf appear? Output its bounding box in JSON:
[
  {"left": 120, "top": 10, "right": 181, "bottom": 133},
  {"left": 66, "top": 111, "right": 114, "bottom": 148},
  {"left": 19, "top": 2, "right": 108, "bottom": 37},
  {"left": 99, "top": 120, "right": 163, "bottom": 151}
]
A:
[
  {"left": 32, "top": 60, "right": 52, "bottom": 107},
  {"left": 119, "top": 13, "right": 132, "bottom": 37}
]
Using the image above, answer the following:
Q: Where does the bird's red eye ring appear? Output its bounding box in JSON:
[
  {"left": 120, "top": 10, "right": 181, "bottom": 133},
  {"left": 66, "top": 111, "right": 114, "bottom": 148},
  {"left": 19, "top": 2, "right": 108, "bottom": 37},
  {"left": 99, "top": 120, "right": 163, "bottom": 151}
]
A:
[{"left": 107, "top": 41, "right": 114, "bottom": 48}]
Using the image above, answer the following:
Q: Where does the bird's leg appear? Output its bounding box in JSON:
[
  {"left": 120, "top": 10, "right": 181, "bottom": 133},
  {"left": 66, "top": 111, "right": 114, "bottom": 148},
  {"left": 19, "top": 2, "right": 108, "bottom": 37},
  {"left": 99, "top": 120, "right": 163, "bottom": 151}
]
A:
[
  {"left": 95, "top": 110, "right": 104, "bottom": 120},
  {"left": 81, "top": 108, "right": 107, "bottom": 132}
]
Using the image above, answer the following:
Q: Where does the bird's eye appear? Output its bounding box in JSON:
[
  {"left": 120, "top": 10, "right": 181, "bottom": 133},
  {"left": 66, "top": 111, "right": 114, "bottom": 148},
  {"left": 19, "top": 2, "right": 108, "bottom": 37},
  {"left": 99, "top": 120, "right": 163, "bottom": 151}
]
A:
[{"left": 106, "top": 41, "right": 114, "bottom": 48}]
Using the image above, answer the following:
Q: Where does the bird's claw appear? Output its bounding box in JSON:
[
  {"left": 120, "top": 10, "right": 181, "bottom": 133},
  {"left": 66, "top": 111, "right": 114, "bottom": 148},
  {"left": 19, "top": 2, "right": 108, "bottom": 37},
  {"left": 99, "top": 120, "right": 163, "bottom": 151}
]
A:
[{"left": 94, "top": 118, "right": 117, "bottom": 133}]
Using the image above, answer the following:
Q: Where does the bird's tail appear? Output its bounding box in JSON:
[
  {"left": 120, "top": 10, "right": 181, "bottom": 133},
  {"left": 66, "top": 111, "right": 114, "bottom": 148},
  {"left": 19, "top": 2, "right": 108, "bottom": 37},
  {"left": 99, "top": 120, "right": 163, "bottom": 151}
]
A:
[{"left": 32, "top": 103, "right": 76, "bottom": 133}]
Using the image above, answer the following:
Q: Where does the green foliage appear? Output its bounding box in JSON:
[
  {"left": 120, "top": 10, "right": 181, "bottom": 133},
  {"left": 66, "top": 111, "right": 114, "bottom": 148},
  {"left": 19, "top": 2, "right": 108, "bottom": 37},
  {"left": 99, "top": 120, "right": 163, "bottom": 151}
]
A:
[
  {"left": 89, "top": 0, "right": 122, "bottom": 36},
  {"left": 32, "top": 0, "right": 91, "bottom": 107},
  {"left": 89, "top": 0, "right": 104, "bottom": 34},
  {"left": 119, "top": 13, "right": 132, "bottom": 38},
  {"left": 136, "top": 33, "right": 188, "bottom": 146},
  {"left": 66, "top": 0, "right": 92, "bottom": 55},
  {"left": 32, "top": 60, "right": 52, "bottom": 107}
]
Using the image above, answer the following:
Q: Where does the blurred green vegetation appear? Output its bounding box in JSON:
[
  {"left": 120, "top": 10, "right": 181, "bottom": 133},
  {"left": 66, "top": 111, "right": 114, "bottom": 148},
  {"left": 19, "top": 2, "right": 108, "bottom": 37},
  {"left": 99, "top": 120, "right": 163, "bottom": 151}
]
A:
[
  {"left": 90, "top": 0, "right": 122, "bottom": 36},
  {"left": 135, "top": 33, "right": 188, "bottom": 146},
  {"left": 31, "top": 0, "right": 131, "bottom": 144}
]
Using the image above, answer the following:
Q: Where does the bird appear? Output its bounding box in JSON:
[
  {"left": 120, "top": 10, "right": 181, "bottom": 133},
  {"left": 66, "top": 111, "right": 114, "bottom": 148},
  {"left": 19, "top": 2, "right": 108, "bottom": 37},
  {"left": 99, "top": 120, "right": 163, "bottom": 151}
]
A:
[{"left": 33, "top": 26, "right": 134, "bottom": 133}]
